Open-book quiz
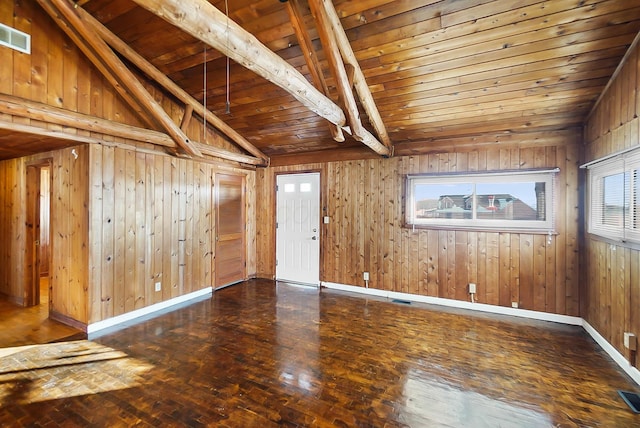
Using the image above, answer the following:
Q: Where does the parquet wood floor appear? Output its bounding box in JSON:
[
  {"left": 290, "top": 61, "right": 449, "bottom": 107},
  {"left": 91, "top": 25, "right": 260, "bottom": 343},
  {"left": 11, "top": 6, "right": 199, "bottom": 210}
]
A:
[{"left": 1, "top": 279, "right": 639, "bottom": 427}]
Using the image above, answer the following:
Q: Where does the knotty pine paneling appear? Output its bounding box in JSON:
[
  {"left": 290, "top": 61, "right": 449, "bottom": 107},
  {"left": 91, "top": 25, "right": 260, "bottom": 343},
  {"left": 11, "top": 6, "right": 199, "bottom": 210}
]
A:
[
  {"left": 0, "top": 146, "right": 89, "bottom": 324},
  {"left": 584, "top": 37, "right": 640, "bottom": 368},
  {"left": 0, "top": 143, "right": 255, "bottom": 327},
  {"left": 87, "top": 144, "right": 256, "bottom": 324},
  {"left": 0, "top": 157, "right": 26, "bottom": 304},
  {"left": 256, "top": 139, "right": 581, "bottom": 316}
]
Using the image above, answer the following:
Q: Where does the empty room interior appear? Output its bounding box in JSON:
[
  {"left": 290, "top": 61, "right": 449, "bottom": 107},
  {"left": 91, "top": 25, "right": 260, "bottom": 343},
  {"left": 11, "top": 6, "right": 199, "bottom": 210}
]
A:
[{"left": 3, "top": 0, "right": 640, "bottom": 426}]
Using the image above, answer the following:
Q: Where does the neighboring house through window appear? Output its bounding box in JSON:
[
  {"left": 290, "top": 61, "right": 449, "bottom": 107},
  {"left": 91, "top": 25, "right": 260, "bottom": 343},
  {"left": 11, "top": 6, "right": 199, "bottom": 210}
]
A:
[{"left": 406, "top": 169, "right": 558, "bottom": 233}]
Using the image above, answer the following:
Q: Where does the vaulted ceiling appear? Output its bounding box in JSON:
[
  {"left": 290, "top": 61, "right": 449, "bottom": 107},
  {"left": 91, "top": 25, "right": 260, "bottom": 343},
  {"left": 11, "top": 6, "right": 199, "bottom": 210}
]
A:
[{"left": 8, "top": 0, "right": 640, "bottom": 165}]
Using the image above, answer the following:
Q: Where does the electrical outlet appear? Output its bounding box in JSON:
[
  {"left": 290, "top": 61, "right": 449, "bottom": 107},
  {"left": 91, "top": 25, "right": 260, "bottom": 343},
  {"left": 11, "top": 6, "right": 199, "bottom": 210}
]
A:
[
  {"left": 511, "top": 301, "right": 519, "bottom": 308},
  {"left": 468, "top": 283, "right": 476, "bottom": 294},
  {"left": 363, "top": 272, "right": 370, "bottom": 281},
  {"left": 155, "top": 281, "right": 162, "bottom": 292},
  {"left": 625, "top": 332, "right": 637, "bottom": 350}
]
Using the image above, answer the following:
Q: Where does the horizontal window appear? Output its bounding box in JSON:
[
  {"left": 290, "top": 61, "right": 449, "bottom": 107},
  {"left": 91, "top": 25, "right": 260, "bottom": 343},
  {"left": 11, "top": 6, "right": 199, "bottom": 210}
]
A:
[
  {"left": 405, "top": 169, "right": 558, "bottom": 233},
  {"left": 586, "top": 149, "right": 640, "bottom": 243}
]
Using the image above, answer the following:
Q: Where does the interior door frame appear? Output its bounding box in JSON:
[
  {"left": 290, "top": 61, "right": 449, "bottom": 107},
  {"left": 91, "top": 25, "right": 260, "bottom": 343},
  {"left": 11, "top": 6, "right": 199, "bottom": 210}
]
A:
[
  {"left": 25, "top": 159, "right": 52, "bottom": 308},
  {"left": 274, "top": 170, "right": 323, "bottom": 285}
]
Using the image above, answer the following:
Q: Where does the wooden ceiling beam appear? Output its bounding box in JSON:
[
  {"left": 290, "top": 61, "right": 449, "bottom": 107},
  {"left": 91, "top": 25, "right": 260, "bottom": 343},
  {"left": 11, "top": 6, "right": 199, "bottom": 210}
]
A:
[
  {"left": 285, "top": 0, "right": 344, "bottom": 143},
  {"left": 36, "top": 0, "right": 203, "bottom": 158},
  {"left": 76, "top": 6, "right": 269, "bottom": 164},
  {"left": 320, "top": 0, "right": 392, "bottom": 151},
  {"left": 129, "top": 0, "right": 346, "bottom": 127},
  {"left": 0, "top": 94, "right": 265, "bottom": 166},
  {"left": 307, "top": 0, "right": 365, "bottom": 139},
  {"left": 307, "top": 0, "right": 389, "bottom": 156}
]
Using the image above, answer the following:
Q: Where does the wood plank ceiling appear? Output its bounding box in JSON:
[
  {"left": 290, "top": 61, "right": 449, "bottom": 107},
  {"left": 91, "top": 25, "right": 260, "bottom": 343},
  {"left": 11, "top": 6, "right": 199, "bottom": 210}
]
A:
[{"left": 7, "top": 0, "right": 640, "bottom": 164}]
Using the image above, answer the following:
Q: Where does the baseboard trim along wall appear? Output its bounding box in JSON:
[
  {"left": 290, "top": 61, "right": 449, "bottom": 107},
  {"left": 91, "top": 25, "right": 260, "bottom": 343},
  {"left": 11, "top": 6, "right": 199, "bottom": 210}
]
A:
[
  {"left": 321, "top": 281, "right": 640, "bottom": 386},
  {"left": 87, "top": 287, "right": 213, "bottom": 336}
]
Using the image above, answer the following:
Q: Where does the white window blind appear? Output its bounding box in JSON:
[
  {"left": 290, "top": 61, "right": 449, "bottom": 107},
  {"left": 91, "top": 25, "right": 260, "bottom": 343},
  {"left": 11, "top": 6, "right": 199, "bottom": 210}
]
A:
[{"left": 587, "top": 149, "right": 640, "bottom": 243}]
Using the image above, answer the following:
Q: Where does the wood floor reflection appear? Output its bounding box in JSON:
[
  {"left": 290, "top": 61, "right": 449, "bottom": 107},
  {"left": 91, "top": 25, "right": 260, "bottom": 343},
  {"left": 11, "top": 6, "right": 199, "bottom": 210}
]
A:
[
  {"left": 1, "top": 279, "right": 638, "bottom": 427},
  {"left": 0, "top": 277, "right": 84, "bottom": 348}
]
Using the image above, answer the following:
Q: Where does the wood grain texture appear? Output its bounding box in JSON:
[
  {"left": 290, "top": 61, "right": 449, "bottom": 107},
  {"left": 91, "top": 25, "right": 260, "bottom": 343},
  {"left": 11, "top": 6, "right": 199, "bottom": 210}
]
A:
[
  {"left": 0, "top": 1, "right": 251, "bottom": 164},
  {"left": 1, "top": 280, "right": 638, "bottom": 427},
  {"left": 584, "top": 36, "right": 640, "bottom": 371},
  {"left": 0, "top": 143, "right": 255, "bottom": 327},
  {"left": 86, "top": 145, "right": 256, "bottom": 324},
  {"left": 256, "top": 134, "right": 581, "bottom": 316}
]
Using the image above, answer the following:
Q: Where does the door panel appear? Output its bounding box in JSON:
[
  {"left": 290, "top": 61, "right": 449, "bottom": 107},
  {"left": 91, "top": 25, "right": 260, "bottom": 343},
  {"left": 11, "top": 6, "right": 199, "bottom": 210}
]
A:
[
  {"left": 276, "top": 173, "right": 320, "bottom": 285},
  {"left": 215, "top": 174, "right": 246, "bottom": 287}
]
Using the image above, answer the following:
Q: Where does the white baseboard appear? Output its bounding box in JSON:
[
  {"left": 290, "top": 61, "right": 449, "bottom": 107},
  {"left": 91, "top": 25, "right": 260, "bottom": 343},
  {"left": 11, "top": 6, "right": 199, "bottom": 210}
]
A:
[
  {"left": 321, "top": 281, "right": 582, "bottom": 325},
  {"left": 87, "top": 287, "right": 213, "bottom": 335},
  {"left": 582, "top": 321, "right": 640, "bottom": 385},
  {"left": 321, "top": 281, "right": 639, "bottom": 385}
]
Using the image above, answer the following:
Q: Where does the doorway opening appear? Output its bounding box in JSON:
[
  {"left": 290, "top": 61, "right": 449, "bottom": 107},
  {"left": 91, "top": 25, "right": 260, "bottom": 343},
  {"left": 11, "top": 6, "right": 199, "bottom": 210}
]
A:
[{"left": 26, "top": 161, "right": 51, "bottom": 310}]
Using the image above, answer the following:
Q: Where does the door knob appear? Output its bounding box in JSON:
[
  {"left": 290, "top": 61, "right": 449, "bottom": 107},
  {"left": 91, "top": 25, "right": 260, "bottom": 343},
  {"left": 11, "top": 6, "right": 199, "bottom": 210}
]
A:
[{"left": 312, "top": 236, "right": 317, "bottom": 240}]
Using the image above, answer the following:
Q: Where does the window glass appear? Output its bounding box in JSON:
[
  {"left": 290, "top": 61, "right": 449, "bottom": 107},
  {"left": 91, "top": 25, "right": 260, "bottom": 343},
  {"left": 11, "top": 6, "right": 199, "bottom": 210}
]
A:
[
  {"left": 475, "top": 182, "right": 543, "bottom": 221},
  {"left": 587, "top": 152, "right": 640, "bottom": 243},
  {"left": 284, "top": 183, "right": 295, "bottom": 193},
  {"left": 415, "top": 183, "right": 472, "bottom": 220},
  {"left": 300, "top": 183, "right": 312, "bottom": 193},
  {"left": 406, "top": 170, "right": 556, "bottom": 232},
  {"left": 601, "top": 173, "right": 626, "bottom": 228}
]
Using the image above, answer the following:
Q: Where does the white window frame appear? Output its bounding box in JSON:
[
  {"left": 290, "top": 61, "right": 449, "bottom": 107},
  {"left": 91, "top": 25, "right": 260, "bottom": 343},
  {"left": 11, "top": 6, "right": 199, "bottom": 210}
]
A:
[
  {"left": 405, "top": 169, "right": 558, "bottom": 233},
  {"left": 587, "top": 149, "right": 640, "bottom": 244}
]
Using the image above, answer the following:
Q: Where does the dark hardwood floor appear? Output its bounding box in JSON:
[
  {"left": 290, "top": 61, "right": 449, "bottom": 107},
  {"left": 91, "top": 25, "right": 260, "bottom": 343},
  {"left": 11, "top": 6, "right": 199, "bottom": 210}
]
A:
[{"left": 1, "top": 279, "right": 639, "bottom": 427}]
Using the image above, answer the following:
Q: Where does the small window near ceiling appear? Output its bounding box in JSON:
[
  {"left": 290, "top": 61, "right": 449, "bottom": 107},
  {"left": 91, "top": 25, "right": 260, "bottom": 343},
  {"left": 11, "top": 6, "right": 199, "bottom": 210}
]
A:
[
  {"left": 284, "top": 183, "right": 296, "bottom": 193},
  {"left": 587, "top": 150, "right": 640, "bottom": 243},
  {"left": 405, "top": 169, "right": 558, "bottom": 233}
]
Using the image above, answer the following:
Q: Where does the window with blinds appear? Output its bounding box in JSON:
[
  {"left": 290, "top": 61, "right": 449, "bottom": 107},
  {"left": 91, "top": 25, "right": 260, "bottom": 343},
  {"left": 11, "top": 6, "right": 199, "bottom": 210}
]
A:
[{"left": 587, "top": 150, "right": 640, "bottom": 243}]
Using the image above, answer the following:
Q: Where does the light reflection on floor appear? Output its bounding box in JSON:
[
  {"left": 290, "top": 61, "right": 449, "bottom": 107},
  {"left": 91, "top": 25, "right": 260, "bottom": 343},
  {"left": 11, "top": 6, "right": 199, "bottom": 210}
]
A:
[
  {"left": 0, "top": 340, "right": 153, "bottom": 406},
  {"left": 401, "top": 370, "right": 552, "bottom": 428}
]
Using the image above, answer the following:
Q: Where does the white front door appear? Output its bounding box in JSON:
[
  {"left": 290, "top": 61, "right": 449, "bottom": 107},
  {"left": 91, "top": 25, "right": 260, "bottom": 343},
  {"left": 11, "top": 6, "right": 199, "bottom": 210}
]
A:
[{"left": 276, "top": 173, "right": 320, "bottom": 286}]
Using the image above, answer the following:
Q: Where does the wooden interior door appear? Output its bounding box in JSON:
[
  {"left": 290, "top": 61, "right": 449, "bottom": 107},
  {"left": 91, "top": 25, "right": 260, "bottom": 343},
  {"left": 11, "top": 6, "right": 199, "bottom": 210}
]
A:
[{"left": 215, "top": 173, "right": 246, "bottom": 288}]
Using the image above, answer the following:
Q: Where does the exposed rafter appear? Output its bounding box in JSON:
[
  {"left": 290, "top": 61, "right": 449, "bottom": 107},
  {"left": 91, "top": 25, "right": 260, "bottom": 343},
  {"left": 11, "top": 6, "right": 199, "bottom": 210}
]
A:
[
  {"left": 36, "top": 0, "right": 203, "bottom": 158},
  {"left": 129, "top": 0, "right": 390, "bottom": 157},
  {"left": 130, "top": 0, "right": 346, "bottom": 127},
  {"left": 319, "top": 0, "right": 393, "bottom": 151},
  {"left": 76, "top": 6, "right": 269, "bottom": 164},
  {"left": 308, "top": 0, "right": 365, "bottom": 141},
  {"left": 0, "top": 94, "right": 265, "bottom": 166},
  {"left": 285, "top": 0, "right": 344, "bottom": 143}
]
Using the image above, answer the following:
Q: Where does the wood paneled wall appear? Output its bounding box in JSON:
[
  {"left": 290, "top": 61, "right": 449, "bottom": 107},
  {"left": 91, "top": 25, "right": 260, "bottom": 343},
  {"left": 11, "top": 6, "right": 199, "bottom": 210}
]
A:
[
  {"left": 256, "top": 135, "right": 581, "bottom": 316},
  {"left": 0, "top": 2, "right": 257, "bottom": 327},
  {"left": 0, "top": 0, "right": 242, "bottom": 155},
  {"left": 0, "top": 146, "right": 89, "bottom": 323},
  {"left": 0, "top": 157, "right": 27, "bottom": 303},
  {"left": 87, "top": 144, "right": 256, "bottom": 324},
  {"left": 0, "top": 144, "right": 256, "bottom": 326},
  {"left": 584, "top": 36, "right": 640, "bottom": 364}
]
